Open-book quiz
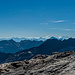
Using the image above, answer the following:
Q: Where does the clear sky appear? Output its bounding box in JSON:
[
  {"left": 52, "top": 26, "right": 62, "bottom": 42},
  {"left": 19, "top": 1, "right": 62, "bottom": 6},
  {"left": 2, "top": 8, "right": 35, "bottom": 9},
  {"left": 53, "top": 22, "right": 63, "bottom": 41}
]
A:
[{"left": 0, "top": 0, "right": 75, "bottom": 38}]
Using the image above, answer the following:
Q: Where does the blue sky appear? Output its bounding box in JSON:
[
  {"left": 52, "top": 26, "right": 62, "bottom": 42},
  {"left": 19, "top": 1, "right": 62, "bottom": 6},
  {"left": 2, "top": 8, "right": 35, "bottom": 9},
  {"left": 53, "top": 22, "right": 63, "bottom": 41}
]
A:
[{"left": 0, "top": 0, "right": 75, "bottom": 38}]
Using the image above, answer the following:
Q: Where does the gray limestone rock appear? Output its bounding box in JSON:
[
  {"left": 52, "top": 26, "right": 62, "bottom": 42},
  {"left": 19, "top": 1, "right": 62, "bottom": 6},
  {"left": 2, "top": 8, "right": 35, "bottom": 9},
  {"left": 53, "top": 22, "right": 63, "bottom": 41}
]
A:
[{"left": 1, "top": 51, "right": 75, "bottom": 75}]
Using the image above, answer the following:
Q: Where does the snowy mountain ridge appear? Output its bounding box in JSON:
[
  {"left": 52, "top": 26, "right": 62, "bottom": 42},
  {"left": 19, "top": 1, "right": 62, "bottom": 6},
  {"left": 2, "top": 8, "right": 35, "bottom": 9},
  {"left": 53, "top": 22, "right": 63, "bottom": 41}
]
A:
[{"left": 0, "top": 36, "right": 69, "bottom": 42}]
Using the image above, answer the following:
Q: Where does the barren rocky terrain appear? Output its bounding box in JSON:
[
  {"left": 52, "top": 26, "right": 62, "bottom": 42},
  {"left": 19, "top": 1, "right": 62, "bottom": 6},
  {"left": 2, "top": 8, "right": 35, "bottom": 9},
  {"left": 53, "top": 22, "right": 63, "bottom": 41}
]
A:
[{"left": 0, "top": 51, "right": 75, "bottom": 75}]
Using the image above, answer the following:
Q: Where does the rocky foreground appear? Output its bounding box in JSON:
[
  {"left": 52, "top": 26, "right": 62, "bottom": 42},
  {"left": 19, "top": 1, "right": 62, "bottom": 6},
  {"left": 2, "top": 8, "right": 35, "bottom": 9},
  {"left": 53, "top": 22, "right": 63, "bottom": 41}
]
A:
[{"left": 0, "top": 51, "right": 75, "bottom": 75}]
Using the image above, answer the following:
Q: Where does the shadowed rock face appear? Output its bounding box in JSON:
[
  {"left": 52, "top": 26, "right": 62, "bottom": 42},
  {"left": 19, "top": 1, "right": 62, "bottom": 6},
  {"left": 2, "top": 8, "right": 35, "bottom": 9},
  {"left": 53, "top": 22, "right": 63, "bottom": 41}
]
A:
[{"left": 0, "top": 51, "right": 75, "bottom": 75}]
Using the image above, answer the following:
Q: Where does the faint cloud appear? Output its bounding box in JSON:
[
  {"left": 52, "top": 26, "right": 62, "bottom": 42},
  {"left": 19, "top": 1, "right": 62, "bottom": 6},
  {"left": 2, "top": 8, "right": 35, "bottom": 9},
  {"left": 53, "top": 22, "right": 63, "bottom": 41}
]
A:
[
  {"left": 50, "top": 20, "right": 66, "bottom": 23},
  {"left": 49, "top": 28, "right": 75, "bottom": 31},
  {"left": 62, "top": 29, "right": 71, "bottom": 31},
  {"left": 72, "top": 23, "right": 75, "bottom": 24},
  {"left": 45, "top": 23, "right": 48, "bottom": 25},
  {"left": 42, "top": 36, "right": 50, "bottom": 39},
  {"left": 40, "top": 23, "right": 48, "bottom": 25}
]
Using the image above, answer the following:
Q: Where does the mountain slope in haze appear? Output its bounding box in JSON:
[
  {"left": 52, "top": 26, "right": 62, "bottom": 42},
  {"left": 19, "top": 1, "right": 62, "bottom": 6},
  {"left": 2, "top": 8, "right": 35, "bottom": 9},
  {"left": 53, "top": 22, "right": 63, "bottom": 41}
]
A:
[
  {"left": 1, "top": 51, "right": 75, "bottom": 75},
  {"left": 2, "top": 38, "right": 75, "bottom": 64},
  {"left": 0, "top": 38, "right": 75, "bottom": 64},
  {"left": 0, "top": 39, "right": 43, "bottom": 53},
  {"left": 0, "top": 36, "right": 69, "bottom": 53},
  {"left": 19, "top": 40, "right": 43, "bottom": 50},
  {"left": 0, "top": 39, "right": 22, "bottom": 53},
  {"left": 36, "top": 38, "right": 75, "bottom": 55}
]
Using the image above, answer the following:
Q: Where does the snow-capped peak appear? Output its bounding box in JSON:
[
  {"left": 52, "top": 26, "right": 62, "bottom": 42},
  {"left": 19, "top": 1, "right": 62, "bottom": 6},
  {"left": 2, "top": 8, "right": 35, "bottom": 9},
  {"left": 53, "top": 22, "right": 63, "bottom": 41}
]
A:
[
  {"left": 0, "top": 36, "right": 69, "bottom": 42},
  {"left": 58, "top": 36, "right": 69, "bottom": 40}
]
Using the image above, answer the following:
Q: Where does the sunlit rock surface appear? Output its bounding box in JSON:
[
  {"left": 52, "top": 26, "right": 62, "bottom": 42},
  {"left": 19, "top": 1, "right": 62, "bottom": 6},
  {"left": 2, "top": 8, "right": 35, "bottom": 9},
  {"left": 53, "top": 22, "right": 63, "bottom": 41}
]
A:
[{"left": 1, "top": 51, "right": 75, "bottom": 75}]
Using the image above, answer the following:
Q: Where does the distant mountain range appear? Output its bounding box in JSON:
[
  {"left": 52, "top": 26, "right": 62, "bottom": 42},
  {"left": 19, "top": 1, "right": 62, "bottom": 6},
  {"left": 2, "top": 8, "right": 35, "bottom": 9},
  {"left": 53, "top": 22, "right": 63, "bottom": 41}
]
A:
[
  {"left": 0, "top": 36, "right": 69, "bottom": 53},
  {"left": 0, "top": 37, "right": 47, "bottom": 42},
  {"left": 0, "top": 36, "right": 69, "bottom": 42},
  {"left": 0, "top": 38, "right": 75, "bottom": 64},
  {"left": 0, "top": 39, "right": 43, "bottom": 53}
]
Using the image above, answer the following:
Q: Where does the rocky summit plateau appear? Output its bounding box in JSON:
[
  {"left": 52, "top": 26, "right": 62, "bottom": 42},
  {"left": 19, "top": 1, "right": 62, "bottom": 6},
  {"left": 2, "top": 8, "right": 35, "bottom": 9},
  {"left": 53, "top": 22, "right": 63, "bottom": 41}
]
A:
[{"left": 0, "top": 51, "right": 75, "bottom": 75}]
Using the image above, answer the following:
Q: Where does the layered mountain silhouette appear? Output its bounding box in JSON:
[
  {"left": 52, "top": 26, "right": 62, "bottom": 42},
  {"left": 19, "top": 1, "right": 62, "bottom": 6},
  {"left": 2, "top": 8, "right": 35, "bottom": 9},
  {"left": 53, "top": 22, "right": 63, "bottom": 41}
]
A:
[
  {"left": 0, "top": 39, "right": 43, "bottom": 53},
  {"left": 0, "top": 38, "right": 75, "bottom": 64},
  {"left": 37, "top": 38, "right": 75, "bottom": 54}
]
